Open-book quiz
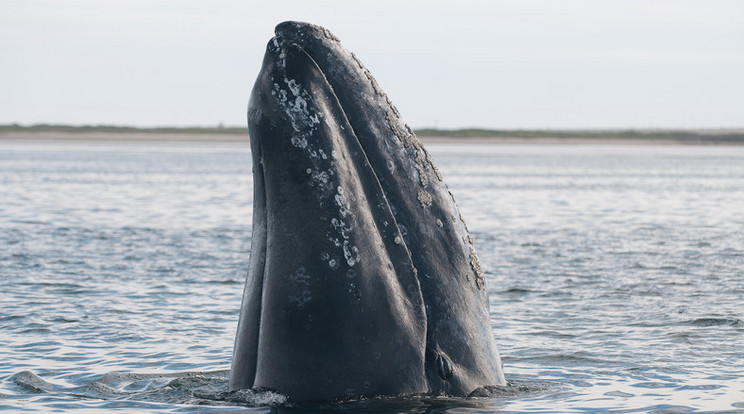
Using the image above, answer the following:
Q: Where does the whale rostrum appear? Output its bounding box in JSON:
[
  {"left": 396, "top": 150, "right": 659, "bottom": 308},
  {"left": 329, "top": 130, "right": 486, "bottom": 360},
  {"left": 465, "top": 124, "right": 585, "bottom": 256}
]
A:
[{"left": 230, "top": 21, "right": 506, "bottom": 402}]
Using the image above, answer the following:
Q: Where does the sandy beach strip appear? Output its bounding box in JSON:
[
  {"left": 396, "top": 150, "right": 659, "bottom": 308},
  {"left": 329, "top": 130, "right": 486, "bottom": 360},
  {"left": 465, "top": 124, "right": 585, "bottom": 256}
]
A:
[
  {"left": 0, "top": 131, "right": 250, "bottom": 142},
  {"left": 416, "top": 136, "right": 684, "bottom": 145}
]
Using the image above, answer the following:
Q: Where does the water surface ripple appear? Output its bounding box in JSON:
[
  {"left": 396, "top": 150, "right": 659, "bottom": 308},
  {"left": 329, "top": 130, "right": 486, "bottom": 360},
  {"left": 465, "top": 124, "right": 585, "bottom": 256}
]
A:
[{"left": 1, "top": 140, "right": 742, "bottom": 412}]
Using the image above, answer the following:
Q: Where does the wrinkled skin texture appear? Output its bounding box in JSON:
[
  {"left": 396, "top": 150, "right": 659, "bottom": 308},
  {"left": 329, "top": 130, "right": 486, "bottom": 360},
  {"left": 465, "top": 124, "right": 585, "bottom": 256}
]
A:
[{"left": 230, "top": 21, "right": 506, "bottom": 402}]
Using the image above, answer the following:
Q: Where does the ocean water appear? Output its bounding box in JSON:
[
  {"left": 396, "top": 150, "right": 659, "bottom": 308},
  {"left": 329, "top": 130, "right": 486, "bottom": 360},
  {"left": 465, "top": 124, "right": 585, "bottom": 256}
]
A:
[{"left": 1, "top": 139, "right": 742, "bottom": 413}]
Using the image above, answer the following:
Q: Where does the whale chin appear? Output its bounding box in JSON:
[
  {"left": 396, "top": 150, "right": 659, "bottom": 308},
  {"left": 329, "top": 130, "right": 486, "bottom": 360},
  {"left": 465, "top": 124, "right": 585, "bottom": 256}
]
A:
[{"left": 229, "top": 21, "right": 506, "bottom": 402}]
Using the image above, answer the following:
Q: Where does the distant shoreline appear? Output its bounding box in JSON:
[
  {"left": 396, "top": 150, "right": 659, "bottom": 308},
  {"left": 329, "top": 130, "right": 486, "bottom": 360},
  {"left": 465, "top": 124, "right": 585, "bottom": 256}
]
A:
[{"left": 2, "top": 124, "right": 743, "bottom": 144}]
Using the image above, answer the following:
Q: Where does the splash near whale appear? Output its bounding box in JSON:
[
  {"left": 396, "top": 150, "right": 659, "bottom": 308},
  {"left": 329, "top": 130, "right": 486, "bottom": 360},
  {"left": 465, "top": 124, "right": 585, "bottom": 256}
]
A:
[{"left": 230, "top": 21, "right": 506, "bottom": 402}]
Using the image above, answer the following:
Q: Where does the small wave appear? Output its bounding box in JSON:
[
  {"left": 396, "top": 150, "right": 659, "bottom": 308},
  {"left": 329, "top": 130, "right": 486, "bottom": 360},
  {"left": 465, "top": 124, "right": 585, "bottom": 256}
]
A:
[
  {"left": 0, "top": 315, "right": 25, "bottom": 322},
  {"left": 468, "top": 379, "right": 557, "bottom": 399},
  {"left": 8, "top": 370, "right": 287, "bottom": 407},
  {"left": 209, "top": 279, "right": 242, "bottom": 285},
  {"left": 49, "top": 316, "right": 79, "bottom": 323},
  {"left": 507, "top": 352, "right": 618, "bottom": 368},
  {"left": 206, "top": 388, "right": 288, "bottom": 406},
  {"left": 630, "top": 381, "right": 677, "bottom": 389},
  {"left": 500, "top": 287, "right": 533, "bottom": 294},
  {"left": 8, "top": 370, "right": 555, "bottom": 409},
  {"left": 10, "top": 371, "right": 57, "bottom": 393},
  {"left": 688, "top": 317, "right": 741, "bottom": 327}
]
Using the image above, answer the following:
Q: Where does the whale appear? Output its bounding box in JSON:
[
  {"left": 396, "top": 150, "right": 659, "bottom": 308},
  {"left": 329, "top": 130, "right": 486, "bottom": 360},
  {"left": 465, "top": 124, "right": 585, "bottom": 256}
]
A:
[{"left": 230, "top": 21, "right": 506, "bottom": 402}]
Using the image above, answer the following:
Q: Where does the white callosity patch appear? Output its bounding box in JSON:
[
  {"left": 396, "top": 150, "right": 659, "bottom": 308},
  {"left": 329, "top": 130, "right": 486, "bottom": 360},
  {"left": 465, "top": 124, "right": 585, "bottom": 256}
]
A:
[
  {"left": 468, "top": 246, "right": 485, "bottom": 290},
  {"left": 321, "top": 251, "right": 341, "bottom": 271},
  {"left": 291, "top": 136, "right": 308, "bottom": 149},
  {"left": 271, "top": 78, "right": 321, "bottom": 135},
  {"left": 343, "top": 241, "right": 360, "bottom": 267},
  {"left": 368, "top": 62, "right": 482, "bottom": 287},
  {"left": 357, "top": 61, "right": 478, "bottom": 289},
  {"left": 381, "top": 90, "right": 482, "bottom": 289},
  {"left": 334, "top": 186, "right": 350, "bottom": 218},
  {"left": 417, "top": 189, "right": 433, "bottom": 208},
  {"left": 273, "top": 73, "right": 361, "bottom": 274},
  {"left": 351, "top": 49, "right": 468, "bottom": 266},
  {"left": 328, "top": 218, "right": 344, "bottom": 247},
  {"left": 308, "top": 169, "right": 334, "bottom": 195},
  {"left": 273, "top": 76, "right": 337, "bottom": 199},
  {"left": 330, "top": 186, "right": 360, "bottom": 267}
]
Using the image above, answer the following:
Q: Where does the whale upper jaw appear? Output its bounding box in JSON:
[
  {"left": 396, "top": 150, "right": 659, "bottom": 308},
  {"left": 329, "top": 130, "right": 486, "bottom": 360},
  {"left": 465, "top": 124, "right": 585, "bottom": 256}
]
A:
[{"left": 230, "top": 21, "right": 506, "bottom": 402}]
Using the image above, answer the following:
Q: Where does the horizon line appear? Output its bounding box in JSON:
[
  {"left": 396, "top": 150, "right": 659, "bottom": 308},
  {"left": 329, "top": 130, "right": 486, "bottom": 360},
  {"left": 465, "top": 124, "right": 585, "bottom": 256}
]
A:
[{"left": 2, "top": 123, "right": 744, "bottom": 134}]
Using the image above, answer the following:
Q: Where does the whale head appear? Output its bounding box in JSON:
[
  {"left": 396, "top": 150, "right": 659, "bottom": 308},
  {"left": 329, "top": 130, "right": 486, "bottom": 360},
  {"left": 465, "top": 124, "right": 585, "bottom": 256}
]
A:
[{"left": 230, "top": 21, "right": 506, "bottom": 402}]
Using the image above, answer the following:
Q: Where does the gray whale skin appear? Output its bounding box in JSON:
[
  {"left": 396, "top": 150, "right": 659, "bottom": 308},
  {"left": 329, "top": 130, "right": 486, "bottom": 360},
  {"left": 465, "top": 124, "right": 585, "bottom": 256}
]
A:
[{"left": 230, "top": 21, "right": 506, "bottom": 402}]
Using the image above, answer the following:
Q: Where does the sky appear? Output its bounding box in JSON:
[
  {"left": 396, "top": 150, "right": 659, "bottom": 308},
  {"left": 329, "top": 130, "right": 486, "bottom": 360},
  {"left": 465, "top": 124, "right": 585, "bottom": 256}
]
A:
[{"left": 1, "top": 0, "right": 742, "bottom": 130}]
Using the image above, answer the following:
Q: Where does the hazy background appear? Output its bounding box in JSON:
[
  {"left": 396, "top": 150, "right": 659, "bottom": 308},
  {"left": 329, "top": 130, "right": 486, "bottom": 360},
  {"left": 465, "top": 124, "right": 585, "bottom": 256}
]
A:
[{"left": 2, "top": 0, "right": 742, "bottom": 130}]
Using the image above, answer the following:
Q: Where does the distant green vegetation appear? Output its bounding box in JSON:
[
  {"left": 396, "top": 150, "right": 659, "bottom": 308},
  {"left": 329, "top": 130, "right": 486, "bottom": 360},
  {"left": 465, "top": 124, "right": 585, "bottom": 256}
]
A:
[
  {"left": 415, "top": 128, "right": 744, "bottom": 143},
  {"left": 2, "top": 124, "right": 743, "bottom": 143},
  {"left": 0, "top": 123, "right": 248, "bottom": 135}
]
